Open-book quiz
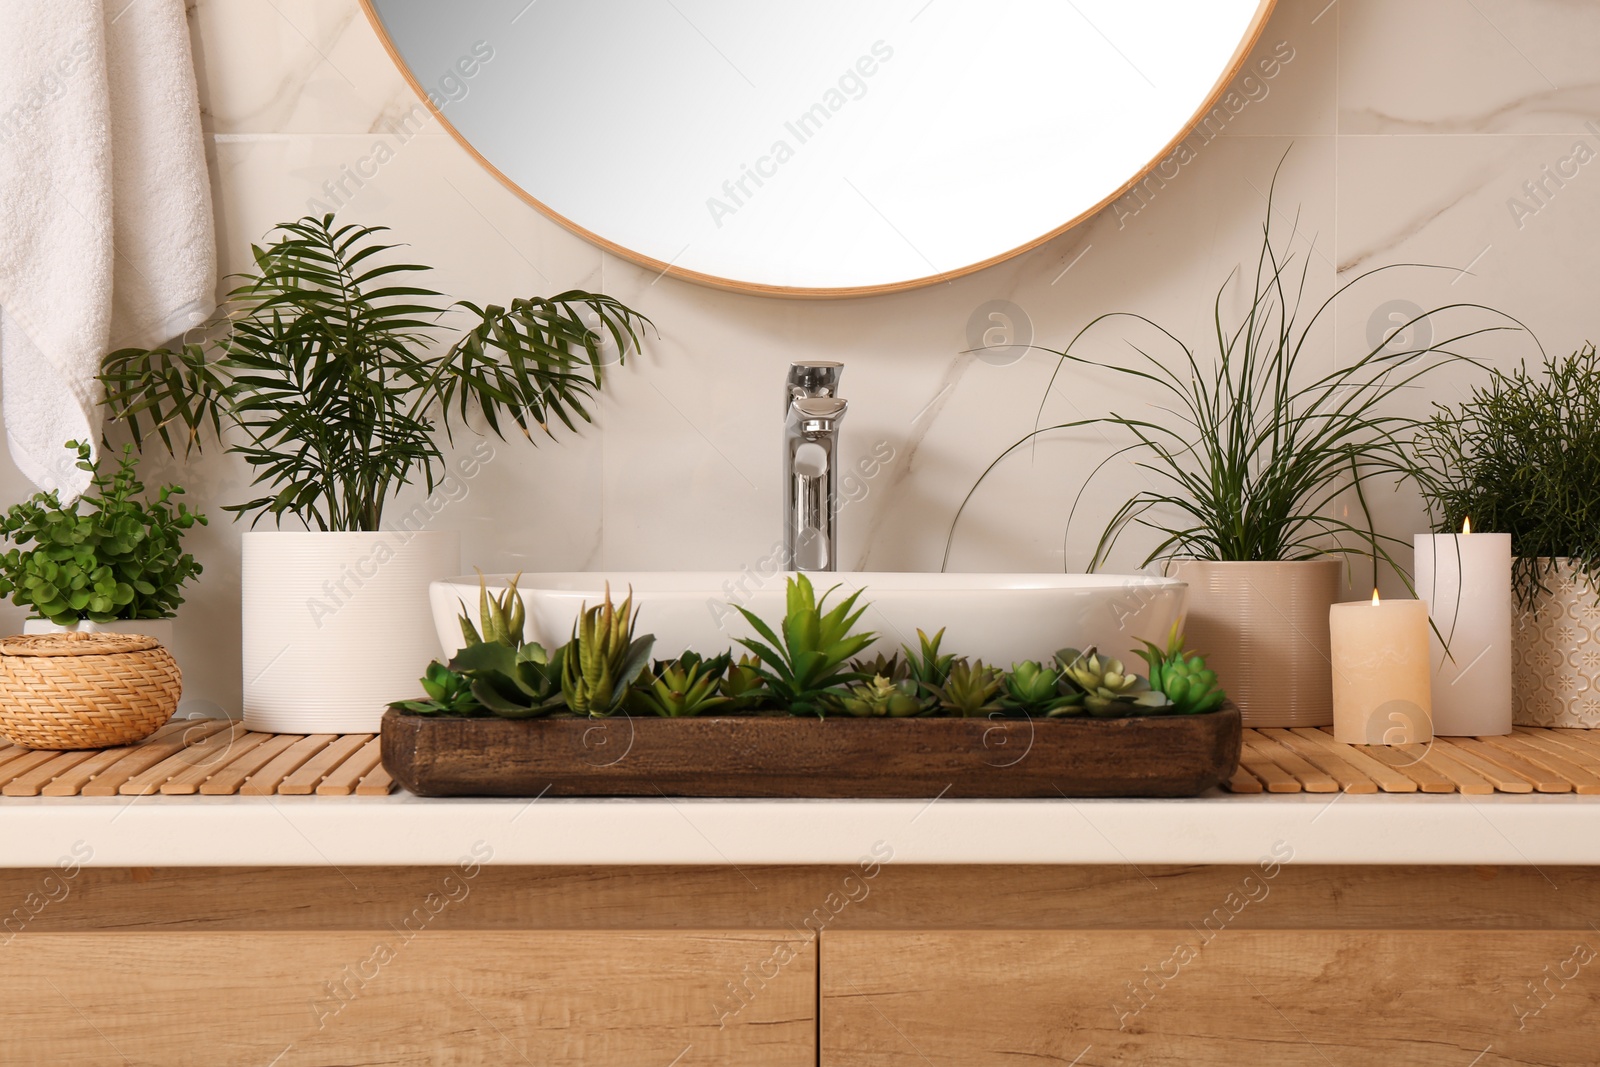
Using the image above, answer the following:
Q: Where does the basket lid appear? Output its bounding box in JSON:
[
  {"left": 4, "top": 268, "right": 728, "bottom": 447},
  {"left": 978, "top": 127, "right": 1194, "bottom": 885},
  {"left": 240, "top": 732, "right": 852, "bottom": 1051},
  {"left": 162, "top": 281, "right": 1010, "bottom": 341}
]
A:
[{"left": 0, "top": 631, "right": 162, "bottom": 657}]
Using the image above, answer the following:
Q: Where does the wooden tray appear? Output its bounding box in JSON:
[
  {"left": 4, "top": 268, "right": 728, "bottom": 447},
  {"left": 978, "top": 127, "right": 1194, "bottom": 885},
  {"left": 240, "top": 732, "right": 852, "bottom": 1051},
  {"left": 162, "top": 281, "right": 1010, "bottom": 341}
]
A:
[{"left": 380, "top": 706, "right": 1242, "bottom": 798}]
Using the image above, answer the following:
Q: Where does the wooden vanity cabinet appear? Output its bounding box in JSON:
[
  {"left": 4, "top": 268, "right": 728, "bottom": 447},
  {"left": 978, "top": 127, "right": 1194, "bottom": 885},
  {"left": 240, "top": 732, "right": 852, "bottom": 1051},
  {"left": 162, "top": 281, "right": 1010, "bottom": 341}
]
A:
[{"left": 3, "top": 864, "right": 1598, "bottom": 1065}]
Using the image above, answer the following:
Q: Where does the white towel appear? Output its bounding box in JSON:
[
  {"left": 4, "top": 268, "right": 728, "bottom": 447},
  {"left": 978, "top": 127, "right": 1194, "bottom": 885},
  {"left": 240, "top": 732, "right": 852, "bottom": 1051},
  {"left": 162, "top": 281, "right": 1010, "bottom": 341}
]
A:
[{"left": 0, "top": 0, "right": 216, "bottom": 499}]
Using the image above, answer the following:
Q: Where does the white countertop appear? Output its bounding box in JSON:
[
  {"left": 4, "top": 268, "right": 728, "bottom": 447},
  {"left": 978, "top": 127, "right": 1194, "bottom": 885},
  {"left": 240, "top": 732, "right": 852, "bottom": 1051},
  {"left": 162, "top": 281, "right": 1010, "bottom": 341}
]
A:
[{"left": 1, "top": 791, "right": 1597, "bottom": 867}]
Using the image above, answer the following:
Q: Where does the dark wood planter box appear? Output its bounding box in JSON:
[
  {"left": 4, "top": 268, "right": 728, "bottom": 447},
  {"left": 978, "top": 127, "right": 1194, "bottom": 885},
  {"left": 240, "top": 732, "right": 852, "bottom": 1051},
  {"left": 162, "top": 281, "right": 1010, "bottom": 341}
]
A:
[{"left": 380, "top": 706, "right": 1241, "bottom": 799}]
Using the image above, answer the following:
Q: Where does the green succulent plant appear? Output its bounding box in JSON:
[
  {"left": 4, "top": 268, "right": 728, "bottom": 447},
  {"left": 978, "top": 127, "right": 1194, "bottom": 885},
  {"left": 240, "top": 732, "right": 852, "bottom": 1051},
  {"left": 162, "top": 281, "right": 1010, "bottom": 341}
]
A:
[
  {"left": 851, "top": 650, "right": 907, "bottom": 684},
  {"left": 561, "top": 584, "right": 655, "bottom": 718},
  {"left": 1058, "top": 647, "right": 1169, "bottom": 716},
  {"left": 450, "top": 639, "right": 567, "bottom": 718},
  {"left": 735, "top": 574, "right": 876, "bottom": 717},
  {"left": 720, "top": 653, "right": 767, "bottom": 710},
  {"left": 830, "top": 674, "right": 927, "bottom": 718},
  {"left": 1003, "top": 660, "right": 1085, "bottom": 717},
  {"left": 1136, "top": 624, "right": 1227, "bottom": 715},
  {"left": 627, "top": 655, "right": 732, "bottom": 718},
  {"left": 904, "top": 628, "right": 955, "bottom": 692},
  {"left": 459, "top": 570, "right": 526, "bottom": 649},
  {"left": 0, "top": 441, "right": 206, "bottom": 624},
  {"left": 389, "top": 660, "right": 483, "bottom": 716},
  {"left": 925, "top": 658, "right": 1006, "bottom": 717}
]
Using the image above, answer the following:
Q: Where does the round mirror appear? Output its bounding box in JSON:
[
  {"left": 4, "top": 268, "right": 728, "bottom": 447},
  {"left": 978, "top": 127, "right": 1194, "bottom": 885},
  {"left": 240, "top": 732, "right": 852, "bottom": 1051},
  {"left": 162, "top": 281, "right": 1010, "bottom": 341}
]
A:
[{"left": 363, "top": 0, "right": 1275, "bottom": 296}]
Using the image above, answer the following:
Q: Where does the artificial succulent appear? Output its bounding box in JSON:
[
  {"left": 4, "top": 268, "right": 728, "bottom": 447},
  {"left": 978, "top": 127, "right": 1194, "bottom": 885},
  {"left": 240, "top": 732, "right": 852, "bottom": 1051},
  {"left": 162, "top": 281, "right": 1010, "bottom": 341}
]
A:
[
  {"left": 451, "top": 639, "right": 567, "bottom": 718},
  {"left": 1058, "top": 647, "right": 1169, "bottom": 716},
  {"left": 719, "top": 653, "right": 767, "bottom": 710},
  {"left": 735, "top": 574, "right": 876, "bottom": 717},
  {"left": 1136, "top": 624, "right": 1227, "bottom": 715},
  {"left": 561, "top": 583, "right": 655, "bottom": 717},
  {"left": 627, "top": 653, "right": 733, "bottom": 718},
  {"left": 1003, "top": 660, "right": 1085, "bottom": 717},
  {"left": 830, "top": 674, "right": 926, "bottom": 718},
  {"left": 458, "top": 570, "right": 526, "bottom": 649},
  {"left": 904, "top": 628, "right": 955, "bottom": 692},
  {"left": 925, "top": 658, "right": 1006, "bottom": 717},
  {"left": 389, "top": 660, "right": 483, "bottom": 716}
]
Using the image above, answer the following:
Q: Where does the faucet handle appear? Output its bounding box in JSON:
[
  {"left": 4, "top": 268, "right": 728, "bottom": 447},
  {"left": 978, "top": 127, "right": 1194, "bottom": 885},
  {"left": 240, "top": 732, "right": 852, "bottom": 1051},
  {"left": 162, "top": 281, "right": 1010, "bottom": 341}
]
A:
[{"left": 786, "top": 361, "right": 843, "bottom": 407}]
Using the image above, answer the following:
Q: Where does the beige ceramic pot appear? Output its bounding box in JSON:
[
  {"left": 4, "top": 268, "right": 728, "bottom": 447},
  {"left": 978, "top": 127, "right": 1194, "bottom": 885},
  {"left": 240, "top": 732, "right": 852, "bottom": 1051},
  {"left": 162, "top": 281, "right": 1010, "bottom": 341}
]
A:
[
  {"left": 1512, "top": 558, "right": 1600, "bottom": 728},
  {"left": 1168, "top": 558, "right": 1344, "bottom": 728}
]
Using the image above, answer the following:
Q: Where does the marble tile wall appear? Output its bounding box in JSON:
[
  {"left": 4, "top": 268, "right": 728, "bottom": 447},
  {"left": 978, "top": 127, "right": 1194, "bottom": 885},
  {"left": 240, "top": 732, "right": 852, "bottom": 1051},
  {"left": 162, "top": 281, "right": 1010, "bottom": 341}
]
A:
[{"left": 1, "top": 0, "right": 1594, "bottom": 714}]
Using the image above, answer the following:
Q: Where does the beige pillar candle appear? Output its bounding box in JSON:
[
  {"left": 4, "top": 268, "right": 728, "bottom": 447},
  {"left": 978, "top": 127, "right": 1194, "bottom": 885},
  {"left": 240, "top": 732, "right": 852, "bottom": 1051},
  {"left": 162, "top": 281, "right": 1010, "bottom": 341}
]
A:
[
  {"left": 1414, "top": 520, "right": 1513, "bottom": 736},
  {"left": 1331, "top": 592, "right": 1433, "bottom": 745}
]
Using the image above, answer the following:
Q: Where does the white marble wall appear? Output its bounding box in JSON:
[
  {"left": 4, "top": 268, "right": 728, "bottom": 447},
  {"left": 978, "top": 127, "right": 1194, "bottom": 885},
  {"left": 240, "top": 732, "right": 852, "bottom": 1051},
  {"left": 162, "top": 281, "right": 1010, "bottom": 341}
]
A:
[{"left": 1, "top": 0, "right": 1595, "bottom": 715}]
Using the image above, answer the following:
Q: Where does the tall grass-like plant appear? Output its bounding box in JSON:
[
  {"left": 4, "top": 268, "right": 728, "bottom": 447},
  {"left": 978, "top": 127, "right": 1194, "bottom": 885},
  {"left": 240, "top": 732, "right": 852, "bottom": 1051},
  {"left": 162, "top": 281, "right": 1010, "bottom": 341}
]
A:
[
  {"left": 1412, "top": 345, "right": 1600, "bottom": 611},
  {"left": 100, "top": 215, "right": 650, "bottom": 531},
  {"left": 945, "top": 181, "right": 1528, "bottom": 581}
]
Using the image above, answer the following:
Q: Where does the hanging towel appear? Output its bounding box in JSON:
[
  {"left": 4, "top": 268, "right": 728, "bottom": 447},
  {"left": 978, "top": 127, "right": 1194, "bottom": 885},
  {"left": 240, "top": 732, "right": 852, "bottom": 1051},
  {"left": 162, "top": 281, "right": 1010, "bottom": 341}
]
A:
[{"left": 0, "top": 0, "right": 216, "bottom": 499}]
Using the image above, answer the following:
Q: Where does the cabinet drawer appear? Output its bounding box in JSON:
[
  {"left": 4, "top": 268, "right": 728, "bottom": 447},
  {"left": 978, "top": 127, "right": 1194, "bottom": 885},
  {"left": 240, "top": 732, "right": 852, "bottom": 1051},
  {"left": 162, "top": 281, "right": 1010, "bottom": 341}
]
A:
[
  {"left": 821, "top": 929, "right": 1597, "bottom": 1066},
  {"left": 1, "top": 930, "right": 814, "bottom": 1066}
]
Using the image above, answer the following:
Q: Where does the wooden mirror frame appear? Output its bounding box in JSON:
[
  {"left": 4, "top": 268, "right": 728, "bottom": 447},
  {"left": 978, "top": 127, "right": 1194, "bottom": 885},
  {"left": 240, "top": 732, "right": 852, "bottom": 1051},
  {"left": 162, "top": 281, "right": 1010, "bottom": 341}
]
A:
[{"left": 359, "top": 0, "right": 1279, "bottom": 298}]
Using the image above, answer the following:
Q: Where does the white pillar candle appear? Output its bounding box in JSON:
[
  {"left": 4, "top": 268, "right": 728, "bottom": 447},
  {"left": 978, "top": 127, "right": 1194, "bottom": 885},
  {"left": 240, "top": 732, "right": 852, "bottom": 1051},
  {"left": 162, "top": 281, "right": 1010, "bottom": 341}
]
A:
[
  {"left": 1414, "top": 523, "right": 1513, "bottom": 736},
  {"left": 1331, "top": 592, "right": 1433, "bottom": 745}
]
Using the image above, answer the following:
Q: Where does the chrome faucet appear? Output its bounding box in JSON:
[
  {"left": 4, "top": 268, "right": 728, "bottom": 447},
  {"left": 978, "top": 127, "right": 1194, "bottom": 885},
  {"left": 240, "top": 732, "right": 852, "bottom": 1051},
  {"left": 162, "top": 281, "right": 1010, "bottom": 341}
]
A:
[{"left": 784, "top": 361, "right": 846, "bottom": 572}]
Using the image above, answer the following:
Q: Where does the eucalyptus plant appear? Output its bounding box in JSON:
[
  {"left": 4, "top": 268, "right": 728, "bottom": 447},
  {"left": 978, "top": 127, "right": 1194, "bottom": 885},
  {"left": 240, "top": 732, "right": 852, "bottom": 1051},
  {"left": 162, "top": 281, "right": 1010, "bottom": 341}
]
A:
[
  {"left": 1411, "top": 344, "right": 1600, "bottom": 611},
  {"left": 944, "top": 172, "right": 1528, "bottom": 582},
  {"left": 100, "top": 215, "right": 651, "bottom": 531}
]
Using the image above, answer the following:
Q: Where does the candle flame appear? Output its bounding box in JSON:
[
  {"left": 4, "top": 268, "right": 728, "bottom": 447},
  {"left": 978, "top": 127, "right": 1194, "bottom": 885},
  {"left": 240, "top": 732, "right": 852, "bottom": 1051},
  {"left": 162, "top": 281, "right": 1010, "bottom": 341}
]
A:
[
  {"left": 1371, "top": 589, "right": 1382, "bottom": 607},
  {"left": 1462, "top": 516, "right": 1472, "bottom": 535}
]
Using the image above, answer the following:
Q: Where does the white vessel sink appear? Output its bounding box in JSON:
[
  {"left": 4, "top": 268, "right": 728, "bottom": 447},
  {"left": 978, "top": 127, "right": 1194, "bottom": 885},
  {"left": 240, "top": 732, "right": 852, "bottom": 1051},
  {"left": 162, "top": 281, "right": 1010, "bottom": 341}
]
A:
[{"left": 431, "top": 572, "right": 1186, "bottom": 670}]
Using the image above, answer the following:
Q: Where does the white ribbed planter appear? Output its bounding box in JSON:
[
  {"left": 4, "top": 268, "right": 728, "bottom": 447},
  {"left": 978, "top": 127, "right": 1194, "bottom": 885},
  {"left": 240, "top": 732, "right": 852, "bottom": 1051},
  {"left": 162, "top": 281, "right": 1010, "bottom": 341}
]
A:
[{"left": 242, "top": 531, "right": 459, "bottom": 733}]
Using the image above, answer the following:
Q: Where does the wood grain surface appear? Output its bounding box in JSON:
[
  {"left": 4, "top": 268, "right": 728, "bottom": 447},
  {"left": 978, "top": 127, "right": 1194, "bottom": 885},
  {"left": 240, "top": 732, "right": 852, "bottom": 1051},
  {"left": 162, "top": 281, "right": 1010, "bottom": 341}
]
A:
[
  {"left": 381, "top": 707, "right": 1242, "bottom": 798},
  {"left": 1, "top": 931, "right": 814, "bottom": 1066},
  {"left": 821, "top": 929, "right": 1600, "bottom": 1066}
]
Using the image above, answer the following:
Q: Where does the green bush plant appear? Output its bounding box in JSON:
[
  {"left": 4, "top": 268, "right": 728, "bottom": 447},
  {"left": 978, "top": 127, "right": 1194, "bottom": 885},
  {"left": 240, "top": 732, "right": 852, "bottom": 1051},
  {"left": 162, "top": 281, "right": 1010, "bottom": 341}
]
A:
[{"left": 0, "top": 441, "right": 206, "bottom": 624}]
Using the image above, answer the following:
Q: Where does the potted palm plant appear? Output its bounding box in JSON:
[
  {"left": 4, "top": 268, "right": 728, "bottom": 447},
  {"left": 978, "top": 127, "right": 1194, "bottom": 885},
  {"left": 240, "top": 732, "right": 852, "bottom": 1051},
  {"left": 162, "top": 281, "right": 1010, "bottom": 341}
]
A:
[
  {"left": 1412, "top": 345, "right": 1600, "bottom": 728},
  {"left": 101, "top": 215, "right": 649, "bottom": 732},
  {"left": 947, "top": 182, "right": 1526, "bottom": 727},
  {"left": 0, "top": 440, "right": 205, "bottom": 653}
]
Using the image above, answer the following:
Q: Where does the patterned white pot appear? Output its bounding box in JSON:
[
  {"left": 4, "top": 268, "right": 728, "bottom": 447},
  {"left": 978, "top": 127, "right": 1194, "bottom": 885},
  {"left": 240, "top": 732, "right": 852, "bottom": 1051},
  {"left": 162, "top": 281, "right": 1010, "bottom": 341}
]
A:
[
  {"left": 1512, "top": 558, "right": 1600, "bottom": 728},
  {"left": 242, "top": 531, "right": 459, "bottom": 733}
]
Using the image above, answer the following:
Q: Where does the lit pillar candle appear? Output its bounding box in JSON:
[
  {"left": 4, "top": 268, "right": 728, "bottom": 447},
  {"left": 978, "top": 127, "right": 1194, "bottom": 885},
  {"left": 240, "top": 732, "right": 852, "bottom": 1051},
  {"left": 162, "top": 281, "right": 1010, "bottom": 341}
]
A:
[
  {"left": 1413, "top": 519, "right": 1513, "bottom": 736},
  {"left": 1331, "top": 592, "right": 1433, "bottom": 745}
]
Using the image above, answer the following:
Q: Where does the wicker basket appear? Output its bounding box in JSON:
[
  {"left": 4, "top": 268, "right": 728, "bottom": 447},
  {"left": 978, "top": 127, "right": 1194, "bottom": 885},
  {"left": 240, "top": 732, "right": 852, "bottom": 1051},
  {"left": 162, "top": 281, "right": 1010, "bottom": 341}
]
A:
[{"left": 0, "top": 632, "right": 181, "bottom": 750}]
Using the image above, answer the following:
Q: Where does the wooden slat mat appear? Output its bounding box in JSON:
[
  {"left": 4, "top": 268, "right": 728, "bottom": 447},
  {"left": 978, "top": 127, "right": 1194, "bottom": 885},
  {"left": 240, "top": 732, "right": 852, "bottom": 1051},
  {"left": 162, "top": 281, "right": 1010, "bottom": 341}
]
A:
[
  {"left": 1230, "top": 726, "right": 1600, "bottom": 796},
  {"left": 0, "top": 719, "right": 391, "bottom": 797}
]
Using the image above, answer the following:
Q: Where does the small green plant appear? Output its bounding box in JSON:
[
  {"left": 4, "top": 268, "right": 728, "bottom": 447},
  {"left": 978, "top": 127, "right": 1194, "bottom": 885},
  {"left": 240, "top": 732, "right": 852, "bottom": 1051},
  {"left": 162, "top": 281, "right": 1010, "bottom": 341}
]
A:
[
  {"left": 925, "top": 659, "right": 1006, "bottom": 717},
  {"left": 459, "top": 571, "right": 526, "bottom": 649},
  {"left": 735, "top": 574, "right": 876, "bottom": 717},
  {"left": 626, "top": 653, "right": 732, "bottom": 718},
  {"left": 562, "top": 584, "right": 655, "bottom": 718},
  {"left": 101, "top": 215, "right": 651, "bottom": 532},
  {"left": 0, "top": 441, "right": 206, "bottom": 624},
  {"left": 1058, "top": 648, "right": 1167, "bottom": 716},
  {"left": 391, "top": 573, "right": 564, "bottom": 718},
  {"left": 390, "top": 660, "right": 484, "bottom": 717},
  {"left": 1411, "top": 344, "right": 1600, "bottom": 612},
  {"left": 451, "top": 640, "right": 568, "bottom": 718},
  {"left": 1135, "top": 625, "right": 1227, "bottom": 715},
  {"left": 719, "top": 653, "right": 767, "bottom": 710},
  {"left": 830, "top": 674, "right": 926, "bottom": 718},
  {"left": 1002, "top": 660, "right": 1084, "bottom": 717},
  {"left": 904, "top": 628, "right": 955, "bottom": 693},
  {"left": 945, "top": 162, "right": 1527, "bottom": 582}
]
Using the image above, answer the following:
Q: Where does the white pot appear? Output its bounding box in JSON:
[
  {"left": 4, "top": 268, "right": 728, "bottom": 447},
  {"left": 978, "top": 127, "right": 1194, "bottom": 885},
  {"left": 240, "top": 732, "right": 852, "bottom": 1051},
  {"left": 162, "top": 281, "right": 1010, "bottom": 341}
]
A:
[
  {"left": 1513, "top": 558, "right": 1600, "bottom": 728},
  {"left": 22, "top": 617, "right": 176, "bottom": 647},
  {"left": 241, "top": 530, "right": 459, "bottom": 733}
]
